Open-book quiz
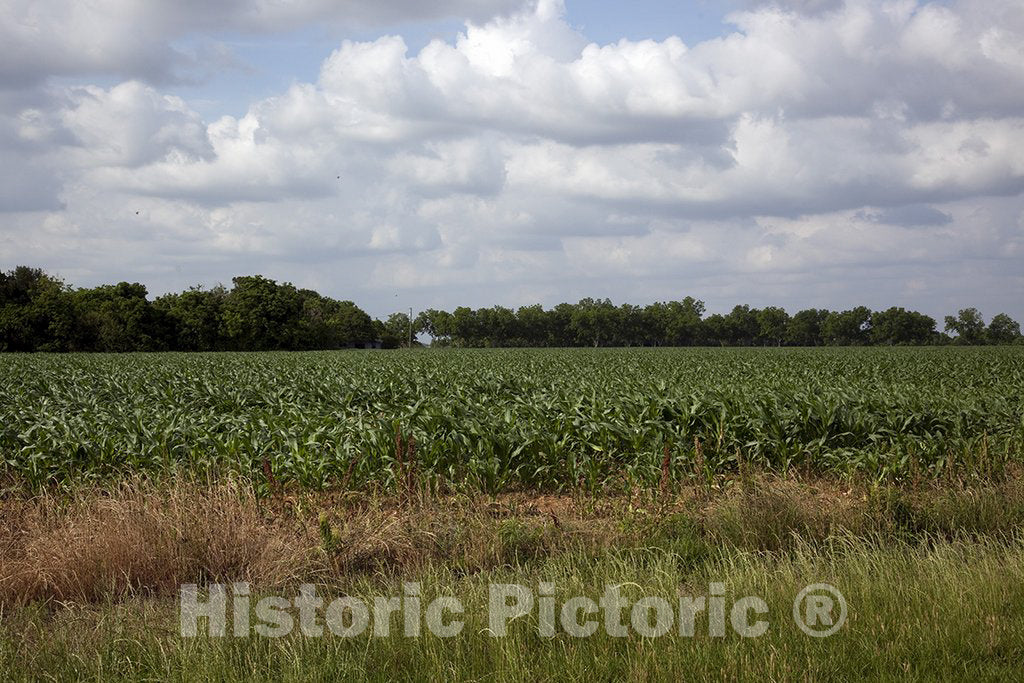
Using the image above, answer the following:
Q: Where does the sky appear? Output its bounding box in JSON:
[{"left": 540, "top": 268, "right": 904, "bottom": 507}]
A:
[{"left": 2, "top": 0, "right": 1023, "bottom": 322}]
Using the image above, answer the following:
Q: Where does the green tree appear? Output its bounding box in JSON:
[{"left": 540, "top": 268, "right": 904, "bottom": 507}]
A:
[
  {"left": 515, "top": 304, "right": 548, "bottom": 347},
  {"left": 296, "top": 291, "right": 374, "bottom": 349},
  {"left": 722, "top": 305, "right": 760, "bottom": 346},
  {"left": 382, "top": 312, "right": 414, "bottom": 348},
  {"left": 785, "top": 309, "right": 829, "bottom": 346},
  {"left": 331, "top": 300, "right": 375, "bottom": 346},
  {"left": 155, "top": 286, "right": 227, "bottom": 351},
  {"left": 616, "top": 303, "right": 645, "bottom": 346},
  {"left": 663, "top": 297, "right": 705, "bottom": 345},
  {"left": 416, "top": 309, "right": 453, "bottom": 346},
  {"left": 476, "top": 306, "right": 517, "bottom": 347},
  {"left": 75, "top": 282, "right": 168, "bottom": 351},
  {"left": 450, "top": 307, "right": 479, "bottom": 347},
  {"left": 702, "top": 313, "right": 729, "bottom": 346},
  {"left": 0, "top": 267, "right": 77, "bottom": 351},
  {"left": 944, "top": 308, "right": 986, "bottom": 345},
  {"left": 756, "top": 306, "right": 790, "bottom": 346},
  {"left": 986, "top": 313, "right": 1021, "bottom": 345},
  {"left": 570, "top": 298, "right": 618, "bottom": 347},
  {"left": 548, "top": 303, "right": 575, "bottom": 346},
  {"left": 221, "top": 275, "right": 304, "bottom": 350},
  {"left": 870, "top": 307, "right": 936, "bottom": 345},
  {"left": 822, "top": 306, "right": 872, "bottom": 345}
]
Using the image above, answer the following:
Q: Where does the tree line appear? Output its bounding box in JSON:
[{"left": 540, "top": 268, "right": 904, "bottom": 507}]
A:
[
  {"left": 2, "top": 266, "right": 1020, "bottom": 351},
  {"left": 407, "top": 298, "right": 1021, "bottom": 347}
]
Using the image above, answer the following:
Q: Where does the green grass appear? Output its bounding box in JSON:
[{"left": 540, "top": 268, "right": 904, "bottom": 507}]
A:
[{"left": 2, "top": 534, "right": 1022, "bottom": 681}]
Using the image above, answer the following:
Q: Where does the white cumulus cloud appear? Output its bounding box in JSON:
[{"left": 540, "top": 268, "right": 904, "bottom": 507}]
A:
[{"left": 1, "top": 0, "right": 1023, "bottom": 321}]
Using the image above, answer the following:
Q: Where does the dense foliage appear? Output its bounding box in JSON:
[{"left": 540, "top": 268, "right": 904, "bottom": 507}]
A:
[
  {"left": 3, "top": 266, "right": 1020, "bottom": 350},
  {"left": 415, "top": 300, "right": 1021, "bottom": 347},
  {"left": 1, "top": 347, "right": 1021, "bottom": 490},
  {"left": 0, "top": 267, "right": 377, "bottom": 351}
]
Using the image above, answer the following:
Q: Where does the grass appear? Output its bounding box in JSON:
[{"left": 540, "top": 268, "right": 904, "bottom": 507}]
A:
[
  {"left": 4, "top": 472, "right": 1024, "bottom": 605},
  {"left": 2, "top": 533, "right": 1022, "bottom": 680},
  {"left": 2, "top": 472, "right": 1024, "bottom": 679}
]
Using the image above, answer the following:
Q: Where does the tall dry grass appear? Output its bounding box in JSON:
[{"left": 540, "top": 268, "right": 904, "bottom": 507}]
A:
[
  {"left": 4, "top": 472, "right": 1024, "bottom": 605},
  {"left": 0, "top": 478, "right": 312, "bottom": 603}
]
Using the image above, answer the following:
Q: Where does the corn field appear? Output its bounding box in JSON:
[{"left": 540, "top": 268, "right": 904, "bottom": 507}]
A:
[{"left": 1, "top": 347, "right": 1022, "bottom": 491}]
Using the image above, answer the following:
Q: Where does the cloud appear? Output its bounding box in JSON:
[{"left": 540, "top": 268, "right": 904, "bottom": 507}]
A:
[
  {"left": 61, "top": 82, "right": 212, "bottom": 168},
  {"left": 56, "top": 0, "right": 1024, "bottom": 211},
  {"left": 1, "top": 0, "right": 1023, "bottom": 321},
  {"left": 854, "top": 205, "right": 953, "bottom": 226},
  {"left": 0, "top": 0, "right": 528, "bottom": 87}
]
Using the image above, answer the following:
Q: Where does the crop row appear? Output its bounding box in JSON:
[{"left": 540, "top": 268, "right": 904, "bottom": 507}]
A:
[{"left": 1, "top": 347, "right": 1022, "bottom": 490}]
